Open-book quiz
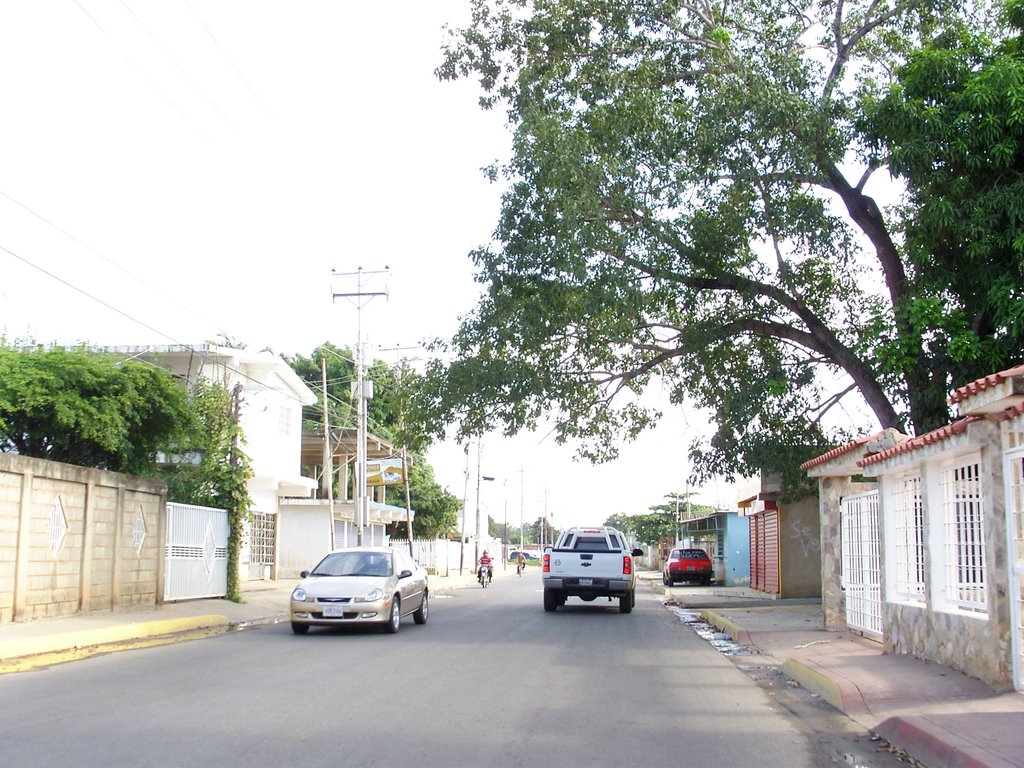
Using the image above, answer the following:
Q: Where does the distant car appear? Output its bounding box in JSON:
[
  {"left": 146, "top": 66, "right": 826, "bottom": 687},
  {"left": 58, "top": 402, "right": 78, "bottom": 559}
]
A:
[
  {"left": 509, "top": 550, "right": 540, "bottom": 562},
  {"left": 289, "top": 546, "right": 428, "bottom": 634},
  {"left": 662, "top": 548, "right": 714, "bottom": 586}
]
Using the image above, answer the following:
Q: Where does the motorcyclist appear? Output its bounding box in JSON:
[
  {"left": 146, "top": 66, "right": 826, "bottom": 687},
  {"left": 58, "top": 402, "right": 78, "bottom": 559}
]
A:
[
  {"left": 477, "top": 550, "right": 494, "bottom": 583},
  {"left": 516, "top": 551, "right": 527, "bottom": 575}
]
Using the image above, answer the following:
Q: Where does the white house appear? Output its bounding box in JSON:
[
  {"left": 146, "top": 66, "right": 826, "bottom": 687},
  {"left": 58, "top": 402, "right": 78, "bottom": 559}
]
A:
[{"left": 106, "top": 344, "right": 319, "bottom": 582}]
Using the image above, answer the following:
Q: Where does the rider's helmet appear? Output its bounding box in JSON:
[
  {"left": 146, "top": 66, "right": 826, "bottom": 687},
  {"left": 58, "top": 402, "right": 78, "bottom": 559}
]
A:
[{"left": 482, "top": 550, "right": 489, "bottom": 557}]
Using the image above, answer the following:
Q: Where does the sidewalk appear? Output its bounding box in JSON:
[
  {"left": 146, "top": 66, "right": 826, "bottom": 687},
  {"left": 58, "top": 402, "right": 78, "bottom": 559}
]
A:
[{"left": 651, "top": 573, "right": 1024, "bottom": 768}]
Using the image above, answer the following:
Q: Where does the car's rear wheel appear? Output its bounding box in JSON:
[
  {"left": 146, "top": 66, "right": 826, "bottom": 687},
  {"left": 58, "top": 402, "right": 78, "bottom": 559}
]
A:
[
  {"left": 543, "top": 588, "right": 559, "bottom": 612},
  {"left": 291, "top": 622, "right": 309, "bottom": 635},
  {"left": 413, "top": 591, "right": 429, "bottom": 625},
  {"left": 662, "top": 573, "right": 671, "bottom": 586},
  {"left": 383, "top": 597, "right": 401, "bottom": 634},
  {"left": 619, "top": 591, "right": 633, "bottom": 613}
]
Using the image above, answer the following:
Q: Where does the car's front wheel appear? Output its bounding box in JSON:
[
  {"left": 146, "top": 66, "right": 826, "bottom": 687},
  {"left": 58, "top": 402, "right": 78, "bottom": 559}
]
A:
[
  {"left": 383, "top": 597, "right": 401, "bottom": 634},
  {"left": 413, "top": 591, "right": 429, "bottom": 625},
  {"left": 291, "top": 622, "right": 309, "bottom": 635}
]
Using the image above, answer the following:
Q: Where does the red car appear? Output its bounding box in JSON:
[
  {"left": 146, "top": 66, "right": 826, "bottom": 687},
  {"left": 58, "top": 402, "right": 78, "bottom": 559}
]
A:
[{"left": 662, "top": 547, "right": 713, "bottom": 586}]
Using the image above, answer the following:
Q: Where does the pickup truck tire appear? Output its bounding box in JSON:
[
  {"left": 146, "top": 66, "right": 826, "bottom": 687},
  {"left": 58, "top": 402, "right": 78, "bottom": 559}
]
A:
[
  {"left": 543, "top": 588, "right": 559, "bottom": 612},
  {"left": 619, "top": 591, "right": 633, "bottom": 614}
]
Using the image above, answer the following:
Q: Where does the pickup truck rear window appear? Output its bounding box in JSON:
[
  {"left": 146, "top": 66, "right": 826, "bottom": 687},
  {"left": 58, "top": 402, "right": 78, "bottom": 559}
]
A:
[{"left": 572, "top": 536, "right": 611, "bottom": 552}]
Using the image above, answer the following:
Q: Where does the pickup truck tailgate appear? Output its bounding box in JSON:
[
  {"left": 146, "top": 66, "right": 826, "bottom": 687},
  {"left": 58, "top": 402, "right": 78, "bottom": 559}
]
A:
[{"left": 547, "top": 551, "right": 626, "bottom": 580}]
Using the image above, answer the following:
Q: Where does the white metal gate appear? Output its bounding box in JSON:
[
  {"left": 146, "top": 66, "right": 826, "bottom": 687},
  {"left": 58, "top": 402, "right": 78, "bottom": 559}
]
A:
[
  {"left": 841, "top": 491, "right": 882, "bottom": 638},
  {"left": 1005, "top": 438, "right": 1024, "bottom": 692},
  {"left": 248, "top": 511, "right": 276, "bottom": 581},
  {"left": 164, "top": 502, "right": 228, "bottom": 601}
]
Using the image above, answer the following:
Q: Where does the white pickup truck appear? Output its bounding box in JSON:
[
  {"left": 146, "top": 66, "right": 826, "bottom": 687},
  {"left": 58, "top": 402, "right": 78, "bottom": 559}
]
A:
[{"left": 542, "top": 526, "right": 644, "bottom": 613}]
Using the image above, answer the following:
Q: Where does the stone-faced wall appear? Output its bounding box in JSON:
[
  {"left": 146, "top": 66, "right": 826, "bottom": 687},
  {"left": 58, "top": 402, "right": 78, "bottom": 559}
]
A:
[
  {"left": 881, "top": 422, "right": 1014, "bottom": 691},
  {"left": 0, "top": 453, "right": 167, "bottom": 624}
]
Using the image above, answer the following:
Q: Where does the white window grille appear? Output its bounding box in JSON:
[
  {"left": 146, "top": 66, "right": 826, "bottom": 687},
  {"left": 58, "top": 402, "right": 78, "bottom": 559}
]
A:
[
  {"left": 940, "top": 459, "right": 987, "bottom": 614},
  {"left": 279, "top": 406, "right": 292, "bottom": 436},
  {"left": 892, "top": 475, "right": 926, "bottom": 601}
]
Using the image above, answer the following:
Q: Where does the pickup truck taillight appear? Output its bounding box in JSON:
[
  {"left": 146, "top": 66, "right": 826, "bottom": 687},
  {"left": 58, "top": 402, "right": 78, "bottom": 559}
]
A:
[
  {"left": 622, "top": 555, "right": 633, "bottom": 575},
  {"left": 543, "top": 553, "right": 550, "bottom": 572}
]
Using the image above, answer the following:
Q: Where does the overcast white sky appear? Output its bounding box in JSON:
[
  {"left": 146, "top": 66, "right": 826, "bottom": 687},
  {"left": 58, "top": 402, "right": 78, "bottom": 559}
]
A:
[{"left": 0, "top": 1, "right": 732, "bottom": 529}]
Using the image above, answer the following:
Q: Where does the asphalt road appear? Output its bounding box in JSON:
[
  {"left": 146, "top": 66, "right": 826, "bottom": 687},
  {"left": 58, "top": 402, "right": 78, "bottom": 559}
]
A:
[{"left": 0, "top": 575, "right": 819, "bottom": 768}]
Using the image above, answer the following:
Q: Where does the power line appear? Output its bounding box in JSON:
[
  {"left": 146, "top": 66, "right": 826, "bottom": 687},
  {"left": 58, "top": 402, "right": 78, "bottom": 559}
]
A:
[
  {"left": 118, "top": 0, "right": 238, "bottom": 134},
  {"left": 0, "top": 188, "right": 242, "bottom": 349},
  {"left": 183, "top": 0, "right": 267, "bottom": 114},
  {"left": 72, "top": 0, "right": 187, "bottom": 120}
]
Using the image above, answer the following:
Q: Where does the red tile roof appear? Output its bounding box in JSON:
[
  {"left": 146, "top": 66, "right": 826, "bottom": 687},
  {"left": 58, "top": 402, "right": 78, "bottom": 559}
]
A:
[
  {"left": 799, "top": 432, "right": 884, "bottom": 471},
  {"left": 858, "top": 417, "right": 982, "bottom": 467},
  {"left": 997, "top": 401, "right": 1024, "bottom": 422},
  {"left": 949, "top": 365, "right": 1024, "bottom": 405}
]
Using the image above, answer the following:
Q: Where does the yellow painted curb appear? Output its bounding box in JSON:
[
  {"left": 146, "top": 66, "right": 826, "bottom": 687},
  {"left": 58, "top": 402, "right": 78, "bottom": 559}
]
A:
[
  {"left": 0, "top": 615, "right": 230, "bottom": 660},
  {"left": 700, "top": 610, "right": 747, "bottom": 642},
  {"left": 781, "top": 658, "right": 844, "bottom": 711}
]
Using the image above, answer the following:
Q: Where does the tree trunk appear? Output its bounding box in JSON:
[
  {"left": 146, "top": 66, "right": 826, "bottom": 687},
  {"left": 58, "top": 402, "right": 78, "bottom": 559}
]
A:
[{"left": 823, "top": 163, "right": 950, "bottom": 434}]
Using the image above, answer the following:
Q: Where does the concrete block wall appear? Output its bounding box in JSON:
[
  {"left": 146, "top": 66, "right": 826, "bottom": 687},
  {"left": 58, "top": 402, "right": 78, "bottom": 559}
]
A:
[{"left": 0, "top": 453, "right": 166, "bottom": 624}]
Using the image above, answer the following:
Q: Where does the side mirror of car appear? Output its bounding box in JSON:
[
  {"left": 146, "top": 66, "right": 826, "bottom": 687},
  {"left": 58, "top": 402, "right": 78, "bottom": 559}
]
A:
[
  {"left": 300, "top": 570, "right": 310, "bottom": 578},
  {"left": 631, "top": 548, "right": 643, "bottom": 558},
  {"left": 398, "top": 569, "right": 413, "bottom": 579}
]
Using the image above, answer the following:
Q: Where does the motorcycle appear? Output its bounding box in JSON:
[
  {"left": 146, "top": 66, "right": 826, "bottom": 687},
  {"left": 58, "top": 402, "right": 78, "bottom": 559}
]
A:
[{"left": 478, "top": 564, "right": 491, "bottom": 588}]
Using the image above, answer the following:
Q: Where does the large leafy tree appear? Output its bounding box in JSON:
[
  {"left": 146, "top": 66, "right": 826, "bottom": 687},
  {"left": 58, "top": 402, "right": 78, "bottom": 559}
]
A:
[
  {"left": 863, "top": 0, "right": 1024, "bottom": 382},
  {"left": 422, "top": 0, "right": 1017, "bottom": 492},
  {"left": 0, "top": 345, "right": 192, "bottom": 474}
]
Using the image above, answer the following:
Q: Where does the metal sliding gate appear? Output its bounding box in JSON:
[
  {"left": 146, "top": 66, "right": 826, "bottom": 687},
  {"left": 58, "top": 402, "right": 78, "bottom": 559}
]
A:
[
  {"left": 841, "top": 491, "right": 882, "bottom": 638},
  {"left": 164, "top": 502, "right": 229, "bottom": 601}
]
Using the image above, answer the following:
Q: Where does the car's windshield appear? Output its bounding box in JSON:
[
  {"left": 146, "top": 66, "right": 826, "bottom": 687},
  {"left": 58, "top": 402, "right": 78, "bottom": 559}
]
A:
[{"left": 310, "top": 552, "right": 392, "bottom": 577}]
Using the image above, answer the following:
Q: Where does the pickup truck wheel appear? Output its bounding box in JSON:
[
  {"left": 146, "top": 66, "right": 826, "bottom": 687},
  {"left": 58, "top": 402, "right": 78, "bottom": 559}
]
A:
[
  {"left": 619, "top": 592, "right": 633, "bottom": 614},
  {"left": 543, "top": 588, "right": 558, "bottom": 612}
]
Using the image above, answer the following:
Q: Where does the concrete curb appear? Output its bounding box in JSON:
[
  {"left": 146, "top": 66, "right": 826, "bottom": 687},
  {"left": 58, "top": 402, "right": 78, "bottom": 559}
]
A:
[
  {"left": 874, "top": 716, "right": 1019, "bottom": 768},
  {"left": 0, "top": 615, "right": 230, "bottom": 661},
  {"left": 780, "top": 657, "right": 857, "bottom": 715},
  {"left": 700, "top": 609, "right": 753, "bottom": 645}
]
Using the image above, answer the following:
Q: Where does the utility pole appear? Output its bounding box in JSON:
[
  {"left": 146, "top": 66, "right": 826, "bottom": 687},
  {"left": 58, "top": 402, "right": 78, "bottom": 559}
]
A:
[
  {"left": 322, "top": 357, "right": 336, "bottom": 549},
  {"left": 332, "top": 267, "right": 388, "bottom": 546},
  {"left": 380, "top": 344, "right": 420, "bottom": 558},
  {"left": 519, "top": 465, "right": 525, "bottom": 551}
]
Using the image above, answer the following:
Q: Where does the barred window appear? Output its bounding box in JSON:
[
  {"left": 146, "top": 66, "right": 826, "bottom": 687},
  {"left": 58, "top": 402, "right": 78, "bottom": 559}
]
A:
[
  {"left": 892, "top": 475, "right": 925, "bottom": 601},
  {"left": 940, "top": 460, "right": 986, "bottom": 614}
]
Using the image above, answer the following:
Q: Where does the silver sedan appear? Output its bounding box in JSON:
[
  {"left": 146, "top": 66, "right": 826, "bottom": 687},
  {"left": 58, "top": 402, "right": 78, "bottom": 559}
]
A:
[{"left": 289, "top": 546, "right": 429, "bottom": 634}]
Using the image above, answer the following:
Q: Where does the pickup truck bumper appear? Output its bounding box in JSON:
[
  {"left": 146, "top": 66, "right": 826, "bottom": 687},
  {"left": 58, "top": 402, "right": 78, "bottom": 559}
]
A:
[{"left": 543, "top": 576, "right": 633, "bottom": 596}]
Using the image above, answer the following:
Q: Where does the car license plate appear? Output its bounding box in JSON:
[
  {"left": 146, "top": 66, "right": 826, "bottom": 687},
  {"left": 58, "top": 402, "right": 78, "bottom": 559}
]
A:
[
  {"left": 323, "top": 605, "right": 345, "bottom": 617},
  {"left": 579, "top": 578, "right": 593, "bottom": 586},
  {"left": 686, "top": 565, "right": 695, "bottom": 571}
]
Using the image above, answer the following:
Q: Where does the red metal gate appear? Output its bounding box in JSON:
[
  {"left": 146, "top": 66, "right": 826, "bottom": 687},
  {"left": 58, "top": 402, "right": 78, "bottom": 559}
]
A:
[{"left": 749, "top": 508, "right": 780, "bottom": 594}]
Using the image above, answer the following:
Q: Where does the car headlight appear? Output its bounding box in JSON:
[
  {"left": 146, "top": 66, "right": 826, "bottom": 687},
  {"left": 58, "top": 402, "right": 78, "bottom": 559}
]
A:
[
  {"left": 292, "top": 587, "right": 308, "bottom": 602},
  {"left": 354, "top": 587, "right": 384, "bottom": 603}
]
